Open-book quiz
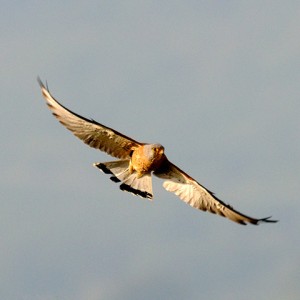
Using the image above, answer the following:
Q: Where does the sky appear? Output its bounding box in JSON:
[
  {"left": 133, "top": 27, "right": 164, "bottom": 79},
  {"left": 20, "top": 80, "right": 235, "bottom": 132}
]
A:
[{"left": 1, "top": 1, "right": 300, "bottom": 299}]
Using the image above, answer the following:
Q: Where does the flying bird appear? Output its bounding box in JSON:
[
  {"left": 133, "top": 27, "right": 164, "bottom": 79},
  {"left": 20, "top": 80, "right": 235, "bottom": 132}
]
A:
[{"left": 38, "top": 78, "right": 277, "bottom": 225}]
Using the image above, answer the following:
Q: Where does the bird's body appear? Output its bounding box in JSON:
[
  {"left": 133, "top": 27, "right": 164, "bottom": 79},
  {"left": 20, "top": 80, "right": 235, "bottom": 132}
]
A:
[
  {"left": 38, "top": 78, "right": 277, "bottom": 225},
  {"left": 130, "top": 144, "right": 165, "bottom": 177}
]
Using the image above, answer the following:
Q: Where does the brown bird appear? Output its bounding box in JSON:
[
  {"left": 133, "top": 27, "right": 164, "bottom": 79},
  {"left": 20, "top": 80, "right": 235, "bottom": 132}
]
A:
[{"left": 38, "top": 78, "right": 277, "bottom": 225}]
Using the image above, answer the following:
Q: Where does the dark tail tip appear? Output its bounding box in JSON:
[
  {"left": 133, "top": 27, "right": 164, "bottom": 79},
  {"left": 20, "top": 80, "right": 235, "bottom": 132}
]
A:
[
  {"left": 94, "top": 163, "right": 113, "bottom": 174},
  {"left": 120, "top": 183, "right": 153, "bottom": 199},
  {"left": 94, "top": 163, "right": 121, "bottom": 182}
]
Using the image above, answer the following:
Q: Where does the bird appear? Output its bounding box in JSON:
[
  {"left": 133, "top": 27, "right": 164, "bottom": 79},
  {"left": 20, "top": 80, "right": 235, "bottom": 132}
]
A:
[{"left": 38, "top": 78, "right": 277, "bottom": 225}]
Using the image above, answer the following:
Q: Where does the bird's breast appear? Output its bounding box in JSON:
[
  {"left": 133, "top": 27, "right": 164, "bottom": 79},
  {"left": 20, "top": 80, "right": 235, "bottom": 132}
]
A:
[{"left": 131, "top": 145, "right": 165, "bottom": 175}]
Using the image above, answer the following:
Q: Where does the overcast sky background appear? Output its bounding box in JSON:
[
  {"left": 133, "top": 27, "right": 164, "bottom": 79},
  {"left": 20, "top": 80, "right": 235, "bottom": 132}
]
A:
[{"left": 1, "top": 1, "right": 299, "bottom": 300}]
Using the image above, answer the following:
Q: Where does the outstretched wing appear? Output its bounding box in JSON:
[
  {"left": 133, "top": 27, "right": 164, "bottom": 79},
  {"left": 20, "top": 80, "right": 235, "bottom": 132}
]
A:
[
  {"left": 154, "top": 160, "right": 277, "bottom": 225},
  {"left": 38, "top": 78, "right": 141, "bottom": 159}
]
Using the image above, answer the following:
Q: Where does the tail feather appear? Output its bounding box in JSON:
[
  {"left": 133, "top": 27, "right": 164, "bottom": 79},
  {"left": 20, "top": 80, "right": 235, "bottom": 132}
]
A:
[{"left": 93, "top": 160, "right": 153, "bottom": 199}]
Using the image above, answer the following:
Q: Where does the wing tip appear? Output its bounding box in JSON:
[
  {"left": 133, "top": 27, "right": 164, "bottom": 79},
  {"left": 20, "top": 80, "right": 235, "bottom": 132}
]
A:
[
  {"left": 258, "top": 216, "right": 278, "bottom": 224},
  {"left": 37, "top": 76, "right": 43, "bottom": 87},
  {"left": 37, "top": 76, "right": 48, "bottom": 90},
  {"left": 245, "top": 216, "right": 278, "bottom": 226},
  {"left": 37, "top": 76, "right": 52, "bottom": 101}
]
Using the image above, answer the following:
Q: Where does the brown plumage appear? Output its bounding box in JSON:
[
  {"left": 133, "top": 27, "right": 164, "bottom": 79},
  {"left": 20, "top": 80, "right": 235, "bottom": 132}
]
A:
[{"left": 38, "top": 78, "right": 277, "bottom": 225}]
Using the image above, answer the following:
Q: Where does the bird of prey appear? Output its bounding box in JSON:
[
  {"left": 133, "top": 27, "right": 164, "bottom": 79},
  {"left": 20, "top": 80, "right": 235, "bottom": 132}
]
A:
[{"left": 38, "top": 78, "right": 277, "bottom": 225}]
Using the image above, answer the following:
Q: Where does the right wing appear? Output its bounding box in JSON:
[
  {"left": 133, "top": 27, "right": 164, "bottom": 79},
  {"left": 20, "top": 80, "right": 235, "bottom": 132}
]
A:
[{"left": 38, "top": 78, "right": 141, "bottom": 159}]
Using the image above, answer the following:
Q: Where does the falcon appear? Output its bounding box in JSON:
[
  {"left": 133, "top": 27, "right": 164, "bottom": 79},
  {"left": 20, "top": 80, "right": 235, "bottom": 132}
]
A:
[{"left": 38, "top": 78, "right": 277, "bottom": 225}]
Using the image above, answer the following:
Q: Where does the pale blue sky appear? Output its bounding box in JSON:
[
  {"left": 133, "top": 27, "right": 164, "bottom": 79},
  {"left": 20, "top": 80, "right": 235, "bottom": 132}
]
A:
[{"left": 1, "top": 1, "right": 299, "bottom": 299}]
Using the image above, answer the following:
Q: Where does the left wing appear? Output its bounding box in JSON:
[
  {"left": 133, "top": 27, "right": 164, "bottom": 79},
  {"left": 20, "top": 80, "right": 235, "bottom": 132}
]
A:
[{"left": 154, "top": 160, "right": 277, "bottom": 225}]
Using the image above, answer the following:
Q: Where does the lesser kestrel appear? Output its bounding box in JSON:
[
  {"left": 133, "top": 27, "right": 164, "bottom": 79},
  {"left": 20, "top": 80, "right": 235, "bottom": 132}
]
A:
[{"left": 38, "top": 78, "right": 277, "bottom": 225}]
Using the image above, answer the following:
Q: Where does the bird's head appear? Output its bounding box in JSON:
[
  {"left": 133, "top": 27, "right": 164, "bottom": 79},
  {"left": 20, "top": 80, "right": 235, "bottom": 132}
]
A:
[{"left": 151, "top": 144, "right": 164, "bottom": 155}]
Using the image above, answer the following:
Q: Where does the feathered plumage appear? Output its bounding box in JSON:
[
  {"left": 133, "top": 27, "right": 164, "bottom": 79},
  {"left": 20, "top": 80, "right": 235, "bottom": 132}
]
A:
[{"left": 38, "top": 78, "right": 277, "bottom": 225}]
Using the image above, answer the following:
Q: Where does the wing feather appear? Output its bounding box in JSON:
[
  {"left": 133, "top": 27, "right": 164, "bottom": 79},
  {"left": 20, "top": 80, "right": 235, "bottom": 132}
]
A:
[
  {"left": 38, "top": 78, "right": 140, "bottom": 159},
  {"left": 154, "top": 160, "right": 277, "bottom": 225}
]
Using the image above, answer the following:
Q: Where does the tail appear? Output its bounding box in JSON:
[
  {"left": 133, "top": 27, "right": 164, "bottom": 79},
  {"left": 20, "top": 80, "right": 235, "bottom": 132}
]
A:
[{"left": 93, "top": 160, "right": 153, "bottom": 199}]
